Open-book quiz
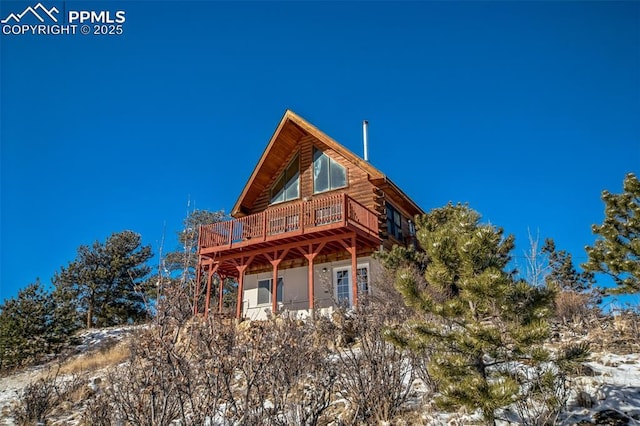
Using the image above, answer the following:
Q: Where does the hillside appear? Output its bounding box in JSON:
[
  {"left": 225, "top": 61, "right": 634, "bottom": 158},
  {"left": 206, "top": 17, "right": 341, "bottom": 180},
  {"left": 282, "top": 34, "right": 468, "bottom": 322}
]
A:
[{"left": 1, "top": 310, "right": 639, "bottom": 425}]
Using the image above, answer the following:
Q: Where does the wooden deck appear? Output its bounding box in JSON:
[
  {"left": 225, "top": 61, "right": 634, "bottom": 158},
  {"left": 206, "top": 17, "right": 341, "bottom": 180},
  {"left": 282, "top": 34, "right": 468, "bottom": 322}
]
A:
[{"left": 198, "top": 193, "right": 380, "bottom": 257}]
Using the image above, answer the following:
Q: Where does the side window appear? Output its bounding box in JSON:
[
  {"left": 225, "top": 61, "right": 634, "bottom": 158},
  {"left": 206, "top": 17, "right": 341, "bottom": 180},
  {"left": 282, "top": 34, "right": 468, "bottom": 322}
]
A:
[
  {"left": 357, "top": 265, "right": 369, "bottom": 294},
  {"left": 270, "top": 154, "right": 300, "bottom": 204},
  {"left": 313, "top": 147, "right": 347, "bottom": 194},
  {"left": 257, "top": 278, "right": 283, "bottom": 305},
  {"left": 386, "top": 203, "right": 403, "bottom": 241}
]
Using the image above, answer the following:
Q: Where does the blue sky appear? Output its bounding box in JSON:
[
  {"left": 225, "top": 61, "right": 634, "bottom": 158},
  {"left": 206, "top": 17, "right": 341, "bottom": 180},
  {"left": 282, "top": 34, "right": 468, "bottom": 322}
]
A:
[{"left": 1, "top": 1, "right": 638, "bottom": 304}]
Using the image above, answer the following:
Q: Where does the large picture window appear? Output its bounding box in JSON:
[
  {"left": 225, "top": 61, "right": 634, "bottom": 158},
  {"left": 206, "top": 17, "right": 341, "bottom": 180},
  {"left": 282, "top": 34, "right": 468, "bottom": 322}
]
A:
[
  {"left": 313, "top": 147, "right": 347, "bottom": 194},
  {"left": 386, "top": 203, "right": 403, "bottom": 241},
  {"left": 257, "top": 277, "right": 283, "bottom": 305},
  {"left": 270, "top": 154, "right": 299, "bottom": 204}
]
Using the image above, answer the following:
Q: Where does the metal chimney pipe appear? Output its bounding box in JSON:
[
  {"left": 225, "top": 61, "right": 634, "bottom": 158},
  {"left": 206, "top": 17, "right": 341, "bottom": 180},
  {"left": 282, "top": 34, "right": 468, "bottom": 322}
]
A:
[{"left": 362, "top": 120, "right": 369, "bottom": 161}]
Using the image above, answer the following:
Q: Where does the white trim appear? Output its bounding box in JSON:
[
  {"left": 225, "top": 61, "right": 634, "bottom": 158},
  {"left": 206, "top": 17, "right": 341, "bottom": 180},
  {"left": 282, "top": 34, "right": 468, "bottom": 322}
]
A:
[
  {"left": 256, "top": 277, "right": 283, "bottom": 306},
  {"left": 332, "top": 263, "right": 370, "bottom": 307}
]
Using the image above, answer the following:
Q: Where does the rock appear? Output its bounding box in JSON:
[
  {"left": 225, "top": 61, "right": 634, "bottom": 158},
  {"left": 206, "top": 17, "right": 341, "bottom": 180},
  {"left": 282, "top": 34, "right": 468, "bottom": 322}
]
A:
[
  {"left": 577, "top": 391, "right": 595, "bottom": 408},
  {"left": 88, "top": 377, "right": 102, "bottom": 393},
  {"left": 593, "top": 409, "right": 630, "bottom": 425},
  {"left": 236, "top": 319, "right": 252, "bottom": 333},
  {"left": 579, "top": 364, "right": 597, "bottom": 376}
]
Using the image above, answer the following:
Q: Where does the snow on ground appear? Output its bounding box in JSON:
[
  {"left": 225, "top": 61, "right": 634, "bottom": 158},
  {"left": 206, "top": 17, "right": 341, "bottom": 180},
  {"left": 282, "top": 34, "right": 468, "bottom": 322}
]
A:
[
  {"left": 407, "top": 352, "right": 640, "bottom": 425},
  {"left": 0, "top": 325, "right": 137, "bottom": 425},
  {"left": 1, "top": 325, "right": 639, "bottom": 425},
  {"left": 586, "top": 353, "right": 640, "bottom": 387},
  {"left": 562, "top": 352, "right": 640, "bottom": 425},
  {"left": 72, "top": 325, "right": 139, "bottom": 353},
  {"left": 0, "top": 365, "right": 46, "bottom": 425}
]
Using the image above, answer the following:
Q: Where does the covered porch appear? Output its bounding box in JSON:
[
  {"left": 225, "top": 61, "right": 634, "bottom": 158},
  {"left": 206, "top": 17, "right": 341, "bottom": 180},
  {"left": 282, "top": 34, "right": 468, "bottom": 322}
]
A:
[{"left": 195, "top": 193, "right": 380, "bottom": 319}]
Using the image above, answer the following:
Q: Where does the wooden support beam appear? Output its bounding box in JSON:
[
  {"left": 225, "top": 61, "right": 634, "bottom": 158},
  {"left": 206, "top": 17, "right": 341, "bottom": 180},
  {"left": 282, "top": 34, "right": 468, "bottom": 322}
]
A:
[
  {"left": 265, "top": 248, "right": 289, "bottom": 315},
  {"left": 264, "top": 248, "right": 290, "bottom": 264},
  {"left": 271, "top": 259, "right": 281, "bottom": 315},
  {"left": 234, "top": 255, "right": 255, "bottom": 320},
  {"left": 235, "top": 266, "right": 247, "bottom": 320},
  {"left": 204, "top": 263, "right": 219, "bottom": 320},
  {"left": 341, "top": 193, "right": 348, "bottom": 227},
  {"left": 262, "top": 212, "right": 268, "bottom": 242},
  {"left": 194, "top": 260, "right": 202, "bottom": 316},
  {"left": 205, "top": 268, "right": 212, "bottom": 319},
  {"left": 218, "top": 273, "right": 226, "bottom": 314},
  {"left": 307, "top": 254, "right": 315, "bottom": 313},
  {"left": 211, "top": 230, "right": 378, "bottom": 264},
  {"left": 351, "top": 235, "right": 358, "bottom": 308},
  {"left": 298, "top": 242, "right": 326, "bottom": 313}
]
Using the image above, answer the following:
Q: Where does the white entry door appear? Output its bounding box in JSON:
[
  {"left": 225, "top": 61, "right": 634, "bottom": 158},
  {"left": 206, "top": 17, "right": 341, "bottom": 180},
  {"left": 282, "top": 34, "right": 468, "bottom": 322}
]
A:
[{"left": 333, "top": 264, "right": 369, "bottom": 306}]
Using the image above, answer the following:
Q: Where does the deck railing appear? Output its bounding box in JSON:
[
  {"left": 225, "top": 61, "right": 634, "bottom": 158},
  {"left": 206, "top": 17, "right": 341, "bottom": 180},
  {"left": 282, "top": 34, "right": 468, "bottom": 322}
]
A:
[{"left": 199, "top": 193, "right": 379, "bottom": 250}]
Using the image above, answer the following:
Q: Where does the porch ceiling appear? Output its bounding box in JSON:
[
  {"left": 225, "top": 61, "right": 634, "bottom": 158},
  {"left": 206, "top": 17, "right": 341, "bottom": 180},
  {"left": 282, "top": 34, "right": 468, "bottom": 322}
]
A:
[{"left": 199, "top": 226, "right": 380, "bottom": 278}]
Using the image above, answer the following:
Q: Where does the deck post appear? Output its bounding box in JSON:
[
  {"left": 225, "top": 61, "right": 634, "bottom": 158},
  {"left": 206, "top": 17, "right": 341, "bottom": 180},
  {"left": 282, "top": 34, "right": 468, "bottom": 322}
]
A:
[
  {"left": 300, "top": 242, "right": 325, "bottom": 319},
  {"left": 204, "top": 268, "right": 212, "bottom": 319},
  {"left": 235, "top": 266, "right": 247, "bottom": 320},
  {"left": 194, "top": 260, "right": 202, "bottom": 315},
  {"left": 234, "top": 256, "right": 254, "bottom": 321},
  {"left": 262, "top": 211, "right": 268, "bottom": 241},
  {"left": 351, "top": 235, "right": 358, "bottom": 308},
  {"left": 271, "top": 259, "right": 281, "bottom": 315},
  {"left": 265, "top": 249, "right": 289, "bottom": 316},
  {"left": 218, "top": 273, "right": 226, "bottom": 314},
  {"left": 343, "top": 193, "right": 348, "bottom": 227},
  {"left": 204, "top": 263, "right": 218, "bottom": 320},
  {"left": 308, "top": 254, "right": 315, "bottom": 317}
]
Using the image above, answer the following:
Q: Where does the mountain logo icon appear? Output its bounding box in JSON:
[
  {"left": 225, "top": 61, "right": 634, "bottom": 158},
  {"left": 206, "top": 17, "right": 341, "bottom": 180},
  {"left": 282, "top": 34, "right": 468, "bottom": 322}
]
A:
[{"left": 1, "top": 3, "right": 59, "bottom": 24}]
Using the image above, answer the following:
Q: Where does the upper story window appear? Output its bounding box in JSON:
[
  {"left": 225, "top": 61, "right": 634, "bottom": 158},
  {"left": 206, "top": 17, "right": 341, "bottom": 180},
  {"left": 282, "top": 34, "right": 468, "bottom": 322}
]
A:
[
  {"left": 313, "top": 147, "right": 347, "bottom": 194},
  {"left": 270, "top": 154, "right": 299, "bottom": 204},
  {"left": 386, "top": 203, "right": 403, "bottom": 241}
]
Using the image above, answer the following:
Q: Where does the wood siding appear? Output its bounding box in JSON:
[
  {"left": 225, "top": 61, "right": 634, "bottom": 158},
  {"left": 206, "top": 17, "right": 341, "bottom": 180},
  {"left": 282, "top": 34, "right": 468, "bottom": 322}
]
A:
[
  {"left": 246, "top": 134, "right": 376, "bottom": 216},
  {"left": 380, "top": 202, "right": 414, "bottom": 251},
  {"left": 216, "top": 111, "right": 425, "bottom": 270}
]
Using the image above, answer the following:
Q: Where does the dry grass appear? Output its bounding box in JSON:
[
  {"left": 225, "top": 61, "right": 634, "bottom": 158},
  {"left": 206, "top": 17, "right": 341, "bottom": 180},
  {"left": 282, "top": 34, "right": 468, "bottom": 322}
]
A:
[
  {"left": 586, "top": 310, "right": 640, "bottom": 354},
  {"left": 555, "top": 291, "right": 593, "bottom": 323},
  {"left": 57, "top": 340, "right": 130, "bottom": 376}
]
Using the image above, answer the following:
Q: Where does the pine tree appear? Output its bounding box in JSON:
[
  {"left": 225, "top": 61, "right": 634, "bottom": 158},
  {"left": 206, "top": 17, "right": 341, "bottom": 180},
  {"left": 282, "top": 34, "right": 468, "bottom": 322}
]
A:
[
  {"left": 163, "top": 209, "right": 227, "bottom": 281},
  {"left": 51, "top": 281, "right": 83, "bottom": 345},
  {"left": 383, "top": 203, "right": 568, "bottom": 424},
  {"left": 0, "top": 280, "right": 60, "bottom": 369},
  {"left": 583, "top": 173, "right": 640, "bottom": 294},
  {"left": 0, "top": 295, "right": 25, "bottom": 370},
  {"left": 53, "top": 231, "right": 153, "bottom": 328},
  {"left": 155, "top": 209, "right": 236, "bottom": 318},
  {"left": 542, "top": 238, "right": 594, "bottom": 293}
]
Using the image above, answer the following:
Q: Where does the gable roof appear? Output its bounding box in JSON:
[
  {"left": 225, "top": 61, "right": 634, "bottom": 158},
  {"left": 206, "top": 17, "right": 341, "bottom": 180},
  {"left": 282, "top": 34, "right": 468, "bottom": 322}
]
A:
[{"left": 231, "top": 110, "right": 423, "bottom": 217}]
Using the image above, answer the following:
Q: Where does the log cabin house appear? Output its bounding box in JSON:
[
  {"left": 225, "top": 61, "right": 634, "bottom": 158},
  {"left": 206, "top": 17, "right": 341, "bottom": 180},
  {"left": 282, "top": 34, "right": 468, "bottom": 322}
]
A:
[{"left": 195, "top": 110, "right": 423, "bottom": 320}]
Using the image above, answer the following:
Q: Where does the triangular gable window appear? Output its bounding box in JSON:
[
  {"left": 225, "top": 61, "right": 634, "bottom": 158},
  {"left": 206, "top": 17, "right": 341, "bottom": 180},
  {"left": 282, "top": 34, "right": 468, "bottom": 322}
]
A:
[
  {"left": 270, "top": 154, "right": 300, "bottom": 204},
  {"left": 313, "top": 147, "right": 347, "bottom": 194}
]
